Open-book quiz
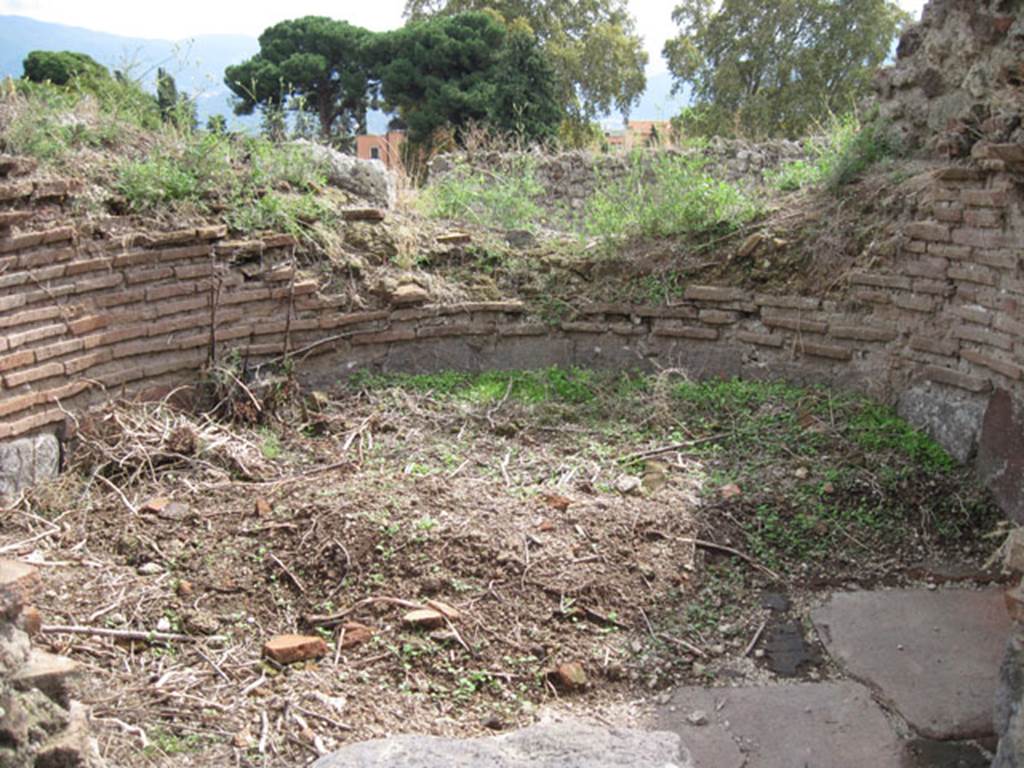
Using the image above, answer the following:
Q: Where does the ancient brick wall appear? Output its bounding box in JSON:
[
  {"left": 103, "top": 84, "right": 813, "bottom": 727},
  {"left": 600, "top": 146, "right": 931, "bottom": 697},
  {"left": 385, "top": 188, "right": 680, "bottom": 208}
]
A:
[{"left": 2, "top": 153, "right": 1024, "bottom": 517}]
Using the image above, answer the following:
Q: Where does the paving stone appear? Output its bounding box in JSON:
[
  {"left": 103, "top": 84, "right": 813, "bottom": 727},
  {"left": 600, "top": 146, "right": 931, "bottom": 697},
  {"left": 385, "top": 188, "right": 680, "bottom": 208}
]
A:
[
  {"left": 654, "top": 681, "right": 903, "bottom": 768},
  {"left": 811, "top": 588, "right": 1010, "bottom": 739},
  {"left": 312, "top": 719, "right": 692, "bottom": 767}
]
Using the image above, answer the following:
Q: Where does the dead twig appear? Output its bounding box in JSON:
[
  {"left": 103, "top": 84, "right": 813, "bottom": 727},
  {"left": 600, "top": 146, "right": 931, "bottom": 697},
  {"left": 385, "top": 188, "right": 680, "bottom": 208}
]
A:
[
  {"left": 680, "top": 537, "right": 782, "bottom": 582},
  {"left": 744, "top": 620, "right": 768, "bottom": 657},
  {"left": 41, "top": 624, "right": 220, "bottom": 644}
]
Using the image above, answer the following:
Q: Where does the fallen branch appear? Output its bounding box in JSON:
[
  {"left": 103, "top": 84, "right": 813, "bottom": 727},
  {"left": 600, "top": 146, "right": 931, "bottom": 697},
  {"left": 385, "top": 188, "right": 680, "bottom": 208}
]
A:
[
  {"left": 619, "top": 434, "right": 724, "bottom": 465},
  {"left": 679, "top": 537, "right": 781, "bottom": 582},
  {"left": 744, "top": 620, "right": 768, "bottom": 657},
  {"left": 41, "top": 624, "right": 221, "bottom": 644},
  {"left": 658, "top": 632, "right": 708, "bottom": 659}
]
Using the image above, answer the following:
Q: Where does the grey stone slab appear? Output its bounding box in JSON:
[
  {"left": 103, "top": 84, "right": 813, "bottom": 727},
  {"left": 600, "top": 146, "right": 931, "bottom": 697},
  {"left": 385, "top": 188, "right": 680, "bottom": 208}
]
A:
[
  {"left": 312, "top": 720, "right": 691, "bottom": 768},
  {"left": 812, "top": 588, "right": 1011, "bottom": 740},
  {"left": 654, "top": 681, "right": 903, "bottom": 768}
]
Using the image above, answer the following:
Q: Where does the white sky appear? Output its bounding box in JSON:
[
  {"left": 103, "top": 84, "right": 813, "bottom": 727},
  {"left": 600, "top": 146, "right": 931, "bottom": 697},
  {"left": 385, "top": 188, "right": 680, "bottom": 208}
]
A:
[{"left": 0, "top": 0, "right": 929, "bottom": 75}]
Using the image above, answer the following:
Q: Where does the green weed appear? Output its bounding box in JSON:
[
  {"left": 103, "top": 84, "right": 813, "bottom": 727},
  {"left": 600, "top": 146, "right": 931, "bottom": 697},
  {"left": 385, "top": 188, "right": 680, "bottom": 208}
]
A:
[
  {"left": 420, "top": 155, "right": 544, "bottom": 231},
  {"left": 768, "top": 113, "right": 901, "bottom": 193},
  {"left": 582, "top": 150, "right": 759, "bottom": 243}
]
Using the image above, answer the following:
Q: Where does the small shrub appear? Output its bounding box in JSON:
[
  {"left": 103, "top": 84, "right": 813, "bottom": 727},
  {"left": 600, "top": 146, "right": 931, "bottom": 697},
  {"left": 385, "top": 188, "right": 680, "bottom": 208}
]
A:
[
  {"left": 23, "top": 50, "right": 109, "bottom": 86},
  {"left": 768, "top": 113, "right": 901, "bottom": 193},
  {"left": 583, "top": 150, "right": 758, "bottom": 242},
  {"left": 419, "top": 156, "right": 543, "bottom": 231}
]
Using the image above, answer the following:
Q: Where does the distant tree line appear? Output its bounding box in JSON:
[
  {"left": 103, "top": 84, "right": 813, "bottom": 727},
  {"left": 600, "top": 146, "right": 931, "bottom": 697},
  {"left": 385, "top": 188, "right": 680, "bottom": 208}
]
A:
[{"left": 18, "top": 0, "right": 912, "bottom": 152}]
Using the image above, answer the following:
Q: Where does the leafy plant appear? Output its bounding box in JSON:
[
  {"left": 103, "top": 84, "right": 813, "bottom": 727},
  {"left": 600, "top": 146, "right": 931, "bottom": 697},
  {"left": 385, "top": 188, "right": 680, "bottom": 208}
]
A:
[
  {"left": 419, "top": 155, "right": 544, "bottom": 231},
  {"left": 582, "top": 150, "right": 758, "bottom": 242},
  {"left": 768, "top": 113, "right": 902, "bottom": 192}
]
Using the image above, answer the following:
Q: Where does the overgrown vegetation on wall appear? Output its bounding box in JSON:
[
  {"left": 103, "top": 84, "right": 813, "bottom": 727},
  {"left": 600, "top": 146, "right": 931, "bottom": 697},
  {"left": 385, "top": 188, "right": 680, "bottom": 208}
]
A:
[
  {"left": 0, "top": 75, "right": 342, "bottom": 248},
  {"left": 768, "top": 114, "right": 902, "bottom": 193}
]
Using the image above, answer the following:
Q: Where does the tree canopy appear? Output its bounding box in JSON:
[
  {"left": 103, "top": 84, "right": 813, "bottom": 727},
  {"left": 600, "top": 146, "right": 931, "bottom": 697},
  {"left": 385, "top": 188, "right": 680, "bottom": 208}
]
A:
[
  {"left": 375, "top": 12, "right": 506, "bottom": 146},
  {"left": 22, "top": 51, "right": 109, "bottom": 86},
  {"left": 403, "top": 0, "right": 646, "bottom": 130},
  {"left": 664, "top": 0, "right": 909, "bottom": 138},
  {"left": 489, "top": 19, "right": 562, "bottom": 142},
  {"left": 224, "top": 16, "right": 376, "bottom": 140}
]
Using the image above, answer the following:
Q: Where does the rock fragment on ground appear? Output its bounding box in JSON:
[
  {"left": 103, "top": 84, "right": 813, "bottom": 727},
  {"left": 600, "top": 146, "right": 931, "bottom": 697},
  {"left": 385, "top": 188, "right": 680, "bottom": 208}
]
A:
[
  {"left": 311, "top": 719, "right": 692, "bottom": 767},
  {"left": 263, "top": 634, "right": 328, "bottom": 665}
]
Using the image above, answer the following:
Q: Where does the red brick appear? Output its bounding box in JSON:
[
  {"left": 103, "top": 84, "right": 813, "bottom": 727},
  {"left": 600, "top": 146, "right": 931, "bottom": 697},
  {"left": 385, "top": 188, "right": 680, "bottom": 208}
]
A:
[
  {"left": 73, "top": 274, "right": 123, "bottom": 294},
  {"left": 954, "top": 324, "right": 1013, "bottom": 351},
  {"left": 910, "top": 335, "right": 958, "bottom": 357},
  {"left": 498, "top": 324, "right": 549, "bottom": 337},
  {"left": 652, "top": 325, "right": 719, "bottom": 341},
  {"left": 892, "top": 294, "right": 935, "bottom": 313},
  {"left": 68, "top": 315, "right": 108, "bottom": 335},
  {"left": 0, "top": 408, "right": 65, "bottom": 439},
  {"left": 737, "top": 330, "right": 785, "bottom": 348},
  {"left": 913, "top": 278, "right": 953, "bottom": 296},
  {"left": 175, "top": 263, "right": 213, "bottom": 280},
  {"left": 0, "top": 349, "right": 35, "bottom": 373},
  {"left": 952, "top": 228, "right": 1010, "bottom": 249},
  {"left": 0, "top": 392, "right": 39, "bottom": 418},
  {"left": 928, "top": 243, "right": 972, "bottom": 261},
  {"left": 905, "top": 222, "right": 950, "bottom": 243},
  {"left": 994, "top": 315, "right": 1024, "bottom": 338},
  {"left": 126, "top": 266, "right": 174, "bottom": 285},
  {"left": 961, "top": 349, "right": 1023, "bottom": 380},
  {"left": 974, "top": 249, "right": 1018, "bottom": 271},
  {"left": 0, "top": 294, "right": 27, "bottom": 313},
  {"left": 34, "top": 338, "right": 84, "bottom": 362},
  {"left": 800, "top": 342, "right": 852, "bottom": 361},
  {"left": 111, "top": 250, "right": 158, "bottom": 269},
  {"left": 904, "top": 239, "right": 929, "bottom": 254},
  {"left": 922, "top": 365, "right": 990, "bottom": 393},
  {"left": 948, "top": 264, "right": 998, "bottom": 287},
  {"left": 263, "top": 634, "right": 327, "bottom": 664},
  {"left": 4, "top": 361, "right": 63, "bottom": 387},
  {"left": 95, "top": 326, "right": 148, "bottom": 347},
  {"left": 903, "top": 257, "right": 949, "bottom": 279},
  {"left": 7, "top": 323, "right": 66, "bottom": 350},
  {"left": 154, "top": 297, "right": 209, "bottom": 317},
  {"left": 933, "top": 204, "right": 963, "bottom": 224},
  {"left": 761, "top": 312, "right": 827, "bottom": 334},
  {"left": 951, "top": 305, "right": 993, "bottom": 326},
  {"left": 63, "top": 350, "right": 110, "bottom": 374},
  {"left": 699, "top": 309, "right": 740, "bottom": 325},
  {"left": 754, "top": 295, "right": 821, "bottom": 311},
  {"left": 962, "top": 189, "right": 1008, "bottom": 208},
  {"left": 155, "top": 243, "right": 214, "bottom": 263},
  {"left": 146, "top": 282, "right": 196, "bottom": 302},
  {"left": 65, "top": 257, "right": 111, "bottom": 277},
  {"left": 850, "top": 289, "right": 891, "bottom": 306},
  {"left": 220, "top": 289, "right": 271, "bottom": 306},
  {"left": 18, "top": 246, "right": 75, "bottom": 269},
  {"left": 319, "top": 311, "right": 389, "bottom": 329},
  {"left": 849, "top": 272, "right": 911, "bottom": 290},
  {"left": 830, "top": 325, "right": 897, "bottom": 342},
  {"left": 42, "top": 380, "right": 89, "bottom": 403},
  {"left": 94, "top": 288, "right": 145, "bottom": 308},
  {"left": 684, "top": 285, "right": 748, "bottom": 303},
  {"left": 0, "top": 306, "right": 63, "bottom": 330},
  {"left": 964, "top": 209, "right": 1004, "bottom": 228}
]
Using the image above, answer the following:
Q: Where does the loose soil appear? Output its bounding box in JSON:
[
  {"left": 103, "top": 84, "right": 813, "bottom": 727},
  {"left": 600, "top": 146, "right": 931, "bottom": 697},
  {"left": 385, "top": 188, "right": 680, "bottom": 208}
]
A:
[{"left": 1, "top": 369, "right": 1002, "bottom": 766}]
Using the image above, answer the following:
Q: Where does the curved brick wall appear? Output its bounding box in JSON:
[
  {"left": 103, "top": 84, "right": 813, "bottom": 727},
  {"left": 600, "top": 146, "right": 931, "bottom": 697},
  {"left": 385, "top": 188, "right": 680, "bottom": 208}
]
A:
[{"left": 1, "top": 154, "right": 1024, "bottom": 517}]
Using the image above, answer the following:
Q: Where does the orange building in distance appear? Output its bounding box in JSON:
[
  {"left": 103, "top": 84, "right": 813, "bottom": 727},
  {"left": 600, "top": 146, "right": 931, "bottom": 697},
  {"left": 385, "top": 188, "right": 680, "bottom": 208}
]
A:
[{"left": 355, "top": 130, "right": 406, "bottom": 170}]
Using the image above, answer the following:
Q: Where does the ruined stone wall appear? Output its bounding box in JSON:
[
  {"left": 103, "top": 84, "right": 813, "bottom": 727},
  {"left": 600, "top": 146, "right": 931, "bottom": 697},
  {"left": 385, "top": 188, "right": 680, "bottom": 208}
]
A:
[
  {"left": 2, "top": 153, "right": 1024, "bottom": 520},
  {"left": 875, "top": 0, "right": 1024, "bottom": 157},
  {"left": 429, "top": 139, "right": 809, "bottom": 215}
]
